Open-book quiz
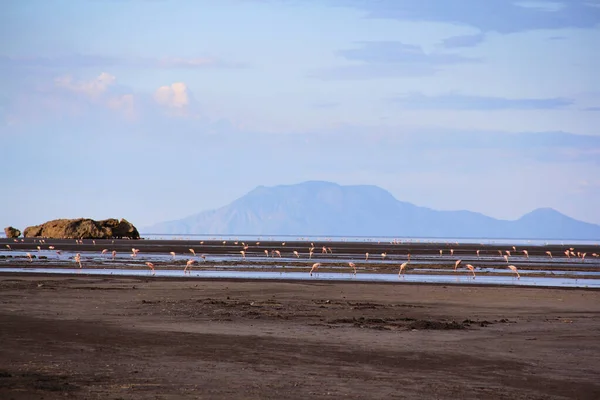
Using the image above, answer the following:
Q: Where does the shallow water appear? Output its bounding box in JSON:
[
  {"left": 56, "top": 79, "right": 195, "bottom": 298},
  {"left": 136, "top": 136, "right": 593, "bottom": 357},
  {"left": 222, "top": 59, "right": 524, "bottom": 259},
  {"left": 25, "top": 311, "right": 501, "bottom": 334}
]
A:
[
  {"left": 139, "top": 234, "right": 599, "bottom": 247},
  {"left": 2, "top": 268, "right": 599, "bottom": 288}
]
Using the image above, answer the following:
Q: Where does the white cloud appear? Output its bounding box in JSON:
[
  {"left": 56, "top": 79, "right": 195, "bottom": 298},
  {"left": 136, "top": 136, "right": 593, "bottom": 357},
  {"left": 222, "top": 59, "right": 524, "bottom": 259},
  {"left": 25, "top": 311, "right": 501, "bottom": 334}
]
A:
[
  {"left": 153, "top": 82, "right": 196, "bottom": 117},
  {"left": 54, "top": 72, "right": 117, "bottom": 98}
]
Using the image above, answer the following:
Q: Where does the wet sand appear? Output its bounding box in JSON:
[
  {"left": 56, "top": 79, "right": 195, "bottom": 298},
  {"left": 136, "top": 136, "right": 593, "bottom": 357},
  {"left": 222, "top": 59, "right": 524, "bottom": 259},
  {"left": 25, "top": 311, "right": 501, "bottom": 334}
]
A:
[{"left": 1, "top": 274, "right": 600, "bottom": 399}]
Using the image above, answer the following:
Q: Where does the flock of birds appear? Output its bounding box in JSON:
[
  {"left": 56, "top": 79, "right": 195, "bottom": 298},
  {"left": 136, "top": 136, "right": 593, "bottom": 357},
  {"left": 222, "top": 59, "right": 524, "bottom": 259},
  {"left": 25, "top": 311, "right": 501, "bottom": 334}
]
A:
[{"left": 4, "top": 238, "right": 599, "bottom": 280}]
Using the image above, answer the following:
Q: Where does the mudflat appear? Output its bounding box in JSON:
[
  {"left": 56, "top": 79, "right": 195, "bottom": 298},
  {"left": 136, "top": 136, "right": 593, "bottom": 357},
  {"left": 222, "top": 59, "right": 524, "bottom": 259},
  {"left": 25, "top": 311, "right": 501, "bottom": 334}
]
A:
[{"left": 0, "top": 274, "right": 599, "bottom": 399}]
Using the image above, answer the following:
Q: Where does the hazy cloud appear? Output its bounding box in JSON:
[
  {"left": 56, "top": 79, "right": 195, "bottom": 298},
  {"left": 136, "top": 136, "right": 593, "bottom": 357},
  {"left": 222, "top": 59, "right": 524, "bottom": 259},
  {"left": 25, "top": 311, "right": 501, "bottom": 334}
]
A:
[
  {"left": 326, "top": 0, "right": 600, "bottom": 33},
  {"left": 389, "top": 93, "right": 574, "bottom": 110},
  {"left": 0, "top": 54, "right": 240, "bottom": 70},
  {"left": 312, "top": 41, "right": 479, "bottom": 80},
  {"left": 439, "top": 33, "right": 485, "bottom": 49}
]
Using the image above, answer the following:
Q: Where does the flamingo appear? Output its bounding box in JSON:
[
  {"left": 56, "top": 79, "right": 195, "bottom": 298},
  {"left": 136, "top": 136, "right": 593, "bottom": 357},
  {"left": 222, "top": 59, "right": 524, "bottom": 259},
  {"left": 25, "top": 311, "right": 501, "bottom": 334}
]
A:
[
  {"left": 476, "top": 249, "right": 480, "bottom": 258},
  {"left": 322, "top": 246, "right": 327, "bottom": 254},
  {"left": 507, "top": 265, "right": 520, "bottom": 279},
  {"left": 240, "top": 250, "right": 246, "bottom": 260},
  {"left": 522, "top": 250, "right": 529, "bottom": 259},
  {"left": 465, "top": 264, "right": 476, "bottom": 278},
  {"left": 170, "top": 251, "right": 176, "bottom": 259},
  {"left": 498, "top": 250, "right": 502, "bottom": 257},
  {"left": 512, "top": 246, "right": 516, "bottom": 252},
  {"left": 131, "top": 248, "right": 139, "bottom": 258},
  {"left": 348, "top": 262, "right": 357, "bottom": 274},
  {"left": 327, "top": 247, "right": 332, "bottom": 254},
  {"left": 293, "top": 250, "right": 299, "bottom": 258},
  {"left": 101, "top": 249, "right": 108, "bottom": 255},
  {"left": 112, "top": 250, "right": 117, "bottom": 260},
  {"left": 36, "top": 245, "right": 41, "bottom": 252},
  {"left": 505, "top": 250, "right": 511, "bottom": 257},
  {"left": 439, "top": 249, "right": 443, "bottom": 257},
  {"left": 145, "top": 262, "right": 155, "bottom": 275},
  {"left": 398, "top": 262, "right": 408, "bottom": 276},
  {"left": 309, "top": 249, "right": 313, "bottom": 259},
  {"left": 309, "top": 262, "right": 321, "bottom": 276},
  {"left": 503, "top": 255, "right": 509, "bottom": 263},
  {"left": 581, "top": 253, "right": 586, "bottom": 261},
  {"left": 546, "top": 251, "right": 552, "bottom": 259},
  {"left": 450, "top": 249, "right": 454, "bottom": 256},
  {"left": 5, "top": 245, "right": 11, "bottom": 250},
  {"left": 200, "top": 254, "right": 207, "bottom": 262},
  {"left": 48, "top": 245, "right": 55, "bottom": 250},
  {"left": 365, "top": 252, "right": 369, "bottom": 261},
  {"left": 264, "top": 249, "right": 269, "bottom": 257},
  {"left": 564, "top": 250, "right": 570, "bottom": 259},
  {"left": 407, "top": 252, "right": 411, "bottom": 262},
  {"left": 454, "top": 259, "right": 462, "bottom": 271},
  {"left": 381, "top": 252, "right": 387, "bottom": 260},
  {"left": 189, "top": 248, "right": 196, "bottom": 256},
  {"left": 26, "top": 252, "right": 33, "bottom": 262},
  {"left": 273, "top": 250, "right": 281, "bottom": 258},
  {"left": 74, "top": 253, "right": 82, "bottom": 268},
  {"left": 184, "top": 259, "right": 196, "bottom": 273}
]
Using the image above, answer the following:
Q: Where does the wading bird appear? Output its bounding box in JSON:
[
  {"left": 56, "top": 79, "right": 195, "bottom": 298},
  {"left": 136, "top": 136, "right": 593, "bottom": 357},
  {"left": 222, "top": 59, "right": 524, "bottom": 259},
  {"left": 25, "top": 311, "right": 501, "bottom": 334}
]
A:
[
  {"left": 131, "top": 248, "right": 139, "bottom": 258},
  {"left": 273, "top": 250, "right": 281, "bottom": 258},
  {"left": 522, "top": 250, "right": 529, "bottom": 259},
  {"left": 564, "top": 250, "right": 570, "bottom": 259},
  {"left": 365, "top": 252, "right": 369, "bottom": 261},
  {"left": 476, "top": 249, "right": 480, "bottom": 258},
  {"left": 189, "top": 248, "right": 196, "bottom": 256},
  {"left": 381, "top": 252, "right": 387, "bottom": 260},
  {"left": 322, "top": 246, "right": 327, "bottom": 254},
  {"left": 5, "top": 245, "right": 10, "bottom": 250},
  {"left": 503, "top": 255, "right": 509, "bottom": 263},
  {"left": 26, "top": 252, "right": 33, "bottom": 262},
  {"left": 293, "top": 250, "right": 299, "bottom": 258},
  {"left": 399, "top": 262, "right": 408, "bottom": 276},
  {"left": 112, "top": 250, "right": 117, "bottom": 260},
  {"left": 309, "top": 249, "right": 313, "bottom": 259},
  {"left": 505, "top": 250, "right": 511, "bottom": 257},
  {"left": 465, "top": 264, "right": 476, "bottom": 278},
  {"left": 170, "top": 251, "right": 176, "bottom": 259},
  {"left": 184, "top": 259, "right": 196, "bottom": 273},
  {"left": 101, "top": 249, "right": 108, "bottom": 255},
  {"left": 439, "top": 249, "right": 443, "bottom": 257},
  {"left": 348, "top": 262, "right": 357, "bottom": 274},
  {"left": 74, "top": 253, "right": 82, "bottom": 268},
  {"left": 145, "top": 262, "right": 155, "bottom": 275},
  {"left": 454, "top": 259, "right": 462, "bottom": 271},
  {"left": 450, "top": 249, "right": 454, "bottom": 256},
  {"left": 546, "top": 251, "right": 552, "bottom": 259},
  {"left": 309, "top": 262, "right": 321, "bottom": 276},
  {"left": 264, "top": 249, "right": 269, "bottom": 257},
  {"left": 240, "top": 250, "right": 246, "bottom": 260},
  {"left": 507, "top": 265, "right": 520, "bottom": 279}
]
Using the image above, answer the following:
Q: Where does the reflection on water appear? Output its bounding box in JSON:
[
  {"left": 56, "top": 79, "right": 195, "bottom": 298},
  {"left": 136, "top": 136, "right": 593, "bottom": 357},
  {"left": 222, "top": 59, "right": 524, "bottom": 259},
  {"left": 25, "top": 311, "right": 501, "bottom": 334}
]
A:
[{"left": 1, "top": 268, "right": 599, "bottom": 288}]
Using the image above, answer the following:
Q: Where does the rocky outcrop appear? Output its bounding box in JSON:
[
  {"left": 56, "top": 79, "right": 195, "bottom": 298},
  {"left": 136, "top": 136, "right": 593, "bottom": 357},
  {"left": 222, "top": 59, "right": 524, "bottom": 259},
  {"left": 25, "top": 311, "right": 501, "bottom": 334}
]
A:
[
  {"left": 4, "top": 226, "right": 21, "bottom": 238},
  {"left": 23, "top": 218, "right": 140, "bottom": 240}
]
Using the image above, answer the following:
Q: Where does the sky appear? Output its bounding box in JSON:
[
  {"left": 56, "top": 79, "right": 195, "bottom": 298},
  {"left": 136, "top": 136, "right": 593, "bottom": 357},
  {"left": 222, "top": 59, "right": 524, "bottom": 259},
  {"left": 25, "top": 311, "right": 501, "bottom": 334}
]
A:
[{"left": 1, "top": 0, "right": 600, "bottom": 230}]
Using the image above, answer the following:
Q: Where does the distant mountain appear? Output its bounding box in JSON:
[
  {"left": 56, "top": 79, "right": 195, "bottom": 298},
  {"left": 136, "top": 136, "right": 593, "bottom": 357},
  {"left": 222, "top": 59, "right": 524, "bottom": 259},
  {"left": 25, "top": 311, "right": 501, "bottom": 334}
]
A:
[{"left": 143, "top": 181, "right": 600, "bottom": 240}]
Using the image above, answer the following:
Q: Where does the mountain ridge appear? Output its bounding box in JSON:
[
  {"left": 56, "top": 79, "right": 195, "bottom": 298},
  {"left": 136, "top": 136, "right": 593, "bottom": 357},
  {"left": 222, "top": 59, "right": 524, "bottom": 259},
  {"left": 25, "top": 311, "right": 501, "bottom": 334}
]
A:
[{"left": 144, "top": 181, "right": 600, "bottom": 240}]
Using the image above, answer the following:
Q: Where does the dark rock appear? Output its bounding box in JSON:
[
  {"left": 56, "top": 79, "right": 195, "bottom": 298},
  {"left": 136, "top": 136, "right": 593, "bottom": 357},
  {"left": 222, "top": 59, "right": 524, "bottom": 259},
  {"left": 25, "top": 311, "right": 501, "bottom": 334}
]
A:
[
  {"left": 4, "top": 226, "right": 21, "bottom": 238},
  {"left": 23, "top": 218, "right": 140, "bottom": 240}
]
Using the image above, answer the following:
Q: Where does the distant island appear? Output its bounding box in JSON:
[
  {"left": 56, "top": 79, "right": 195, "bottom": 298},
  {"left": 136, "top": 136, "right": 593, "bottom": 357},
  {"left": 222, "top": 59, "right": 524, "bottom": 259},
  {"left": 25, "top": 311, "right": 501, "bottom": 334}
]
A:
[{"left": 143, "top": 181, "right": 600, "bottom": 240}]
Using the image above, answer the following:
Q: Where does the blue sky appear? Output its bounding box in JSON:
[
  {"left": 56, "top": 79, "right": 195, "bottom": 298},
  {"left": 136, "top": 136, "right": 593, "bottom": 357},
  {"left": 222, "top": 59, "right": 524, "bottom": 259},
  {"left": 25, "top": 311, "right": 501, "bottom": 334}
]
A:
[{"left": 1, "top": 0, "right": 600, "bottom": 230}]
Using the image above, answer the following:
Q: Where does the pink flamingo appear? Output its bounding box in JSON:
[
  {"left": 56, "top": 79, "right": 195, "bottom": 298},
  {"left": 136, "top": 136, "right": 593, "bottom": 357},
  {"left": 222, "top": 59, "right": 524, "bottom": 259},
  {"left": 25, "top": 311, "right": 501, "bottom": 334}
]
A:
[
  {"left": 522, "top": 250, "right": 529, "bottom": 259},
  {"left": 348, "top": 262, "right": 357, "bottom": 274},
  {"left": 74, "top": 253, "right": 82, "bottom": 268},
  {"left": 293, "top": 250, "right": 299, "bottom": 258},
  {"left": 465, "top": 264, "right": 476, "bottom": 278},
  {"left": 145, "top": 262, "right": 155, "bottom": 275},
  {"left": 398, "top": 262, "right": 408, "bottom": 276},
  {"left": 507, "top": 265, "right": 520, "bottom": 279},
  {"left": 309, "top": 262, "right": 321, "bottom": 276},
  {"left": 184, "top": 259, "right": 196, "bottom": 273},
  {"left": 454, "top": 259, "right": 462, "bottom": 271}
]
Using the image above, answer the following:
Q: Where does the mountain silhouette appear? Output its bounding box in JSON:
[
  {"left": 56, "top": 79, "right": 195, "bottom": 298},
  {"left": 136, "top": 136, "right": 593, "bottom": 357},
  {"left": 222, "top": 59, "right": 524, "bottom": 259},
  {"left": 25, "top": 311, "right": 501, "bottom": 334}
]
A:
[{"left": 144, "top": 181, "right": 600, "bottom": 240}]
